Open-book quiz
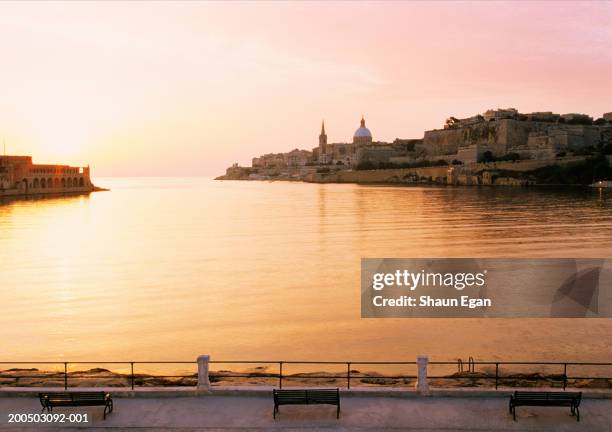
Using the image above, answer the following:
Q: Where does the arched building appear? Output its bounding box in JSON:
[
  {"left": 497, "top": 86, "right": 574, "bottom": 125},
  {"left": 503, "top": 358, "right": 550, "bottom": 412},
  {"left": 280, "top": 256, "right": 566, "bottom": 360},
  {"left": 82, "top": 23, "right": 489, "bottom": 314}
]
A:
[{"left": 0, "top": 155, "right": 94, "bottom": 197}]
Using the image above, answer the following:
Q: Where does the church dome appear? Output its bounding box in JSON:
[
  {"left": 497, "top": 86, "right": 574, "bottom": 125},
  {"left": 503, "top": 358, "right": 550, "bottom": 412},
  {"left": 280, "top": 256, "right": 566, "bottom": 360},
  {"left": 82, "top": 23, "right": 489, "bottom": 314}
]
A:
[{"left": 353, "top": 116, "right": 372, "bottom": 139}]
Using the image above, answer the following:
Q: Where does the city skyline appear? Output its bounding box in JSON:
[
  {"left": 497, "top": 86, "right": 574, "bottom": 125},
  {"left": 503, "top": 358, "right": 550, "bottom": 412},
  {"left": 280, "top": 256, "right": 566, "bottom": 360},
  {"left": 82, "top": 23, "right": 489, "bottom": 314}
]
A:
[{"left": 0, "top": 1, "right": 610, "bottom": 176}]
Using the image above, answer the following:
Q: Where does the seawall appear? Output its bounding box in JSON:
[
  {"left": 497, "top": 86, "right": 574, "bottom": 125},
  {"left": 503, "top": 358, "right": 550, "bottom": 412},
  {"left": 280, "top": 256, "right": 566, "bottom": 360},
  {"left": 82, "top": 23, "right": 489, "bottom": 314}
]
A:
[
  {"left": 304, "top": 156, "right": 589, "bottom": 186},
  {"left": 0, "top": 185, "right": 97, "bottom": 199}
]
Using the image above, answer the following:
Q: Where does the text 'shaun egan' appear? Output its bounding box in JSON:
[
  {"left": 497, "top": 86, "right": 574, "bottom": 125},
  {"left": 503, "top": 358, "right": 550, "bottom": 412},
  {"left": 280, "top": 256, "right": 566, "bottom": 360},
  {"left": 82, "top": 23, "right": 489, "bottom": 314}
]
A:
[{"left": 361, "top": 258, "right": 612, "bottom": 318}]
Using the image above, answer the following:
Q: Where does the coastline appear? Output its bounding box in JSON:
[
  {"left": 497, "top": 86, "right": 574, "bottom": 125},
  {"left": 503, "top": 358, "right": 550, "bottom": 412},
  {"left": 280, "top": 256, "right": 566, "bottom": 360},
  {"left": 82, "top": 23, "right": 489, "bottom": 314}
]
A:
[
  {"left": 216, "top": 155, "right": 612, "bottom": 187},
  {"left": 2, "top": 366, "right": 610, "bottom": 390},
  {"left": 0, "top": 186, "right": 109, "bottom": 203}
]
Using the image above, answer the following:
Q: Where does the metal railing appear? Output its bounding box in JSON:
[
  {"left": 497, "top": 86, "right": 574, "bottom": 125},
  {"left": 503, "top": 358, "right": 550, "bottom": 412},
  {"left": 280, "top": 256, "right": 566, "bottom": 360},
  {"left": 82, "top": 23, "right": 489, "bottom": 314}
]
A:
[
  {"left": 0, "top": 361, "right": 196, "bottom": 390},
  {"left": 1, "top": 360, "right": 611, "bottom": 390}
]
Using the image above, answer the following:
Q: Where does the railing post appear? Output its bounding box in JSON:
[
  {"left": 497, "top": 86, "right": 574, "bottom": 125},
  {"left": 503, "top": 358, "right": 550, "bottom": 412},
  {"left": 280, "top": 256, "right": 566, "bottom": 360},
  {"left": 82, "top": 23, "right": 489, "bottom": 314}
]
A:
[
  {"left": 64, "top": 362, "right": 68, "bottom": 390},
  {"left": 279, "top": 362, "right": 283, "bottom": 389},
  {"left": 415, "top": 355, "right": 429, "bottom": 394},
  {"left": 495, "top": 363, "right": 499, "bottom": 390},
  {"left": 197, "top": 355, "right": 210, "bottom": 390},
  {"left": 131, "top": 362, "right": 135, "bottom": 390},
  {"left": 347, "top": 362, "right": 351, "bottom": 389}
]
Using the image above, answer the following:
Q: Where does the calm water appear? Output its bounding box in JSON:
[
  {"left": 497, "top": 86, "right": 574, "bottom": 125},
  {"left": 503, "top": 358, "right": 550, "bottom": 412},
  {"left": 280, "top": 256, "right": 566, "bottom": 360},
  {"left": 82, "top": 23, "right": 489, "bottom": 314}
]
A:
[{"left": 1, "top": 178, "right": 611, "bottom": 365}]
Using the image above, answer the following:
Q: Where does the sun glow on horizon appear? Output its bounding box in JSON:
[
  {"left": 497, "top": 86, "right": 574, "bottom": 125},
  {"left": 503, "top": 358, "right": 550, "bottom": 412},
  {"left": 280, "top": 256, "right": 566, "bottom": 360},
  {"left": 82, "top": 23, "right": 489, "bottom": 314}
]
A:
[{"left": 0, "top": 1, "right": 610, "bottom": 176}]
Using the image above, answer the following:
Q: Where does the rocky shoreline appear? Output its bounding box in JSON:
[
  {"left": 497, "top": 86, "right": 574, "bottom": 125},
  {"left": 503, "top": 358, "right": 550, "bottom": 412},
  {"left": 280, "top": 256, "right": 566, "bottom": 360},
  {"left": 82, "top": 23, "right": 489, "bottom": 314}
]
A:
[
  {"left": 2, "top": 367, "right": 610, "bottom": 389},
  {"left": 218, "top": 155, "right": 612, "bottom": 187}
]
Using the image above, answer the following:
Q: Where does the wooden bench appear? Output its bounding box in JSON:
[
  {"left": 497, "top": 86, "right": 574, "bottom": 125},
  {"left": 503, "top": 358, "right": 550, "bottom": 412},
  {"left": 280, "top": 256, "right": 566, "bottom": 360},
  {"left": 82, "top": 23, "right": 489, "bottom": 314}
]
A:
[
  {"left": 39, "top": 392, "right": 114, "bottom": 419},
  {"left": 273, "top": 388, "right": 340, "bottom": 419},
  {"left": 509, "top": 391, "right": 582, "bottom": 421}
]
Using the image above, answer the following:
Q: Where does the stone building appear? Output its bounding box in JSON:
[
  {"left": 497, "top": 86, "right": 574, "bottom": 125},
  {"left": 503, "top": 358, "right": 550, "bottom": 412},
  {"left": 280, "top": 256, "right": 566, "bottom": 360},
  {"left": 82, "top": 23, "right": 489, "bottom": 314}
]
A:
[
  {"left": 284, "top": 149, "right": 312, "bottom": 167},
  {"left": 444, "top": 115, "right": 484, "bottom": 129},
  {"left": 315, "top": 116, "right": 375, "bottom": 166},
  {"left": 483, "top": 108, "right": 518, "bottom": 122},
  {"left": 420, "top": 108, "right": 612, "bottom": 163},
  {"left": 0, "top": 155, "right": 93, "bottom": 196},
  {"left": 358, "top": 139, "right": 423, "bottom": 166},
  {"left": 524, "top": 112, "right": 560, "bottom": 122},
  {"left": 560, "top": 113, "right": 593, "bottom": 124},
  {"left": 252, "top": 148, "right": 312, "bottom": 169},
  {"left": 252, "top": 153, "right": 286, "bottom": 168}
]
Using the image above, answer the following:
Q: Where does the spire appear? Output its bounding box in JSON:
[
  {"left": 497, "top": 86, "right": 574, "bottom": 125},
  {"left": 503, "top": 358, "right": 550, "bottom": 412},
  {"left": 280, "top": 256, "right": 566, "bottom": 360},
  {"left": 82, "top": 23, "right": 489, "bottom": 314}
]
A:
[
  {"left": 319, "top": 119, "right": 327, "bottom": 149},
  {"left": 360, "top": 115, "right": 365, "bottom": 128}
]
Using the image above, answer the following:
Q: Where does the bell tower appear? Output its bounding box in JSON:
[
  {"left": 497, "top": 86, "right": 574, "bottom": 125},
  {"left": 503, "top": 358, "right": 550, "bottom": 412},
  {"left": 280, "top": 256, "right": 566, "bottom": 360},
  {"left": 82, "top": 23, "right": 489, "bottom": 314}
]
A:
[
  {"left": 319, "top": 120, "right": 327, "bottom": 161},
  {"left": 319, "top": 120, "right": 327, "bottom": 149}
]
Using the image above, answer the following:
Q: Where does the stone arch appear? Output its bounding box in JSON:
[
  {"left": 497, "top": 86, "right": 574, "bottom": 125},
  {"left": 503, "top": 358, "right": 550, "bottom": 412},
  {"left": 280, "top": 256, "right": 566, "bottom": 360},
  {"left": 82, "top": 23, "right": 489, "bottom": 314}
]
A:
[
  {"left": 22, "top": 179, "right": 28, "bottom": 192},
  {"left": 73, "top": 177, "right": 78, "bottom": 187},
  {"left": 54, "top": 178, "right": 60, "bottom": 188},
  {"left": 79, "top": 178, "right": 84, "bottom": 187},
  {"left": 67, "top": 178, "right": 73, "bottom": 187},
  {"left": 48, "top": 178, "right": 52, "bottom": 188},
  {"left": 33, "top": 178, "right": 40, "bottom": 188},
  {"left": 40, "top": 178, "right": 46, "bottom": 188},
  {"left": 61, "top": 178, "right": 66, "bottom": 187}
]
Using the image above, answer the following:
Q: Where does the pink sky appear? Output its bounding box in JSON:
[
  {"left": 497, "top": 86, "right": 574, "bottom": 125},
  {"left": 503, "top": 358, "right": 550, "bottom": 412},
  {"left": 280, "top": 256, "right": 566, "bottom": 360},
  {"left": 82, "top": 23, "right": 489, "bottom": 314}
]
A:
[{"left": 0, "top": 1, "right": 610, "bottom": 176}]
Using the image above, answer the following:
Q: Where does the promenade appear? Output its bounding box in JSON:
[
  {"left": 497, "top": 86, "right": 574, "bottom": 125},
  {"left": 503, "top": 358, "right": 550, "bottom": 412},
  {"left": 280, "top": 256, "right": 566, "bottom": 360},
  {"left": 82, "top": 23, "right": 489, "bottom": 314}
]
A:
[{"left": 2, "top": 391, "right": 612, "bottom": 431}]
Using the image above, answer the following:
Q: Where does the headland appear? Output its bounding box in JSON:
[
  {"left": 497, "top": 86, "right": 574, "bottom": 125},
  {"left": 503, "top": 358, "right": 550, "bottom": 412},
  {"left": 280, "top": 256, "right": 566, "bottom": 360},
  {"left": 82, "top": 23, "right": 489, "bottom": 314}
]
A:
[{"left": 217, "top": 108, "right": 612, "bottom": 187}]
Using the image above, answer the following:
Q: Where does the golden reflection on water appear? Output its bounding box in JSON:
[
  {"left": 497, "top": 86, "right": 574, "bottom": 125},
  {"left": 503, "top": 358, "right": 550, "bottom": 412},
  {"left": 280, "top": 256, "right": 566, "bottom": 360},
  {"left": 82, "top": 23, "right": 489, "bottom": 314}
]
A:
[{"left": 1, "top": 178, "right": 611, "bottom": 364}]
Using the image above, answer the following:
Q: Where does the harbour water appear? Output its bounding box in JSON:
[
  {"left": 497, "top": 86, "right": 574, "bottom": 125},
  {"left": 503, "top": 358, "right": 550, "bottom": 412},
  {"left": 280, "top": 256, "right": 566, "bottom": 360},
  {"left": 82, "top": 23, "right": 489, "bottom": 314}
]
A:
[{"left": 1, "top": 178, "right": 611, "bottom": 365}]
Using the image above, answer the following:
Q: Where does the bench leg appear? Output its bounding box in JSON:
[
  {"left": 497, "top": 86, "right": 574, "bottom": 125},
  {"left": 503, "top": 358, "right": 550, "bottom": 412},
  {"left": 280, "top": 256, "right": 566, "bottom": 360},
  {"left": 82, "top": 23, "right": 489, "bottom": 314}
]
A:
[
  {"left": 273, "top": 404, "right": 278, "bottom": 420},
  {"left": 104, "top": 401, "right": 113, "bottom": 420},
  {"left": 336, "top": 403, "right": 340, "bottom": 419},
  {"left": 513, "top": 406, "right": 516, "bottom": 421},
  {"left": 575, "top": 407, "right": 580, "bottom": 422}
]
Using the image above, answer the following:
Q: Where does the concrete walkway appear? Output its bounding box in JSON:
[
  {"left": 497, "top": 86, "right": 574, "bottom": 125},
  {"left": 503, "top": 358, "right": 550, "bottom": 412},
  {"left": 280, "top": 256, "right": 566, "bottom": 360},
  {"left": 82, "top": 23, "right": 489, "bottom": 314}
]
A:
[{"left": 1, "top": 394, "right": 611, "bottom": 431}]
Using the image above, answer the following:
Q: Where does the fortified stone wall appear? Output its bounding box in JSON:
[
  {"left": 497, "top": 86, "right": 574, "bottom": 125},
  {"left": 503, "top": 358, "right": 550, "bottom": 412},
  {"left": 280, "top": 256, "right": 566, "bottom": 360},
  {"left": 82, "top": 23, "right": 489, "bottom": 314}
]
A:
[
  {"left": 356, "top": 145, "right": 401, "bottom": 164},
  {"left": 422, "top": 119, "right": 609, "bottom": 162},
  {"left": 422, "top": 121, "right": 510, "bottom": 157},
  {"left": 474, "top": 156, "right": 587, "bottom": 173},
  {"left": 304, "top": 156, "right": 589, "bottom": 186},
  {"left": 305, "top": 165, "right": 450, "bottom": 184}
]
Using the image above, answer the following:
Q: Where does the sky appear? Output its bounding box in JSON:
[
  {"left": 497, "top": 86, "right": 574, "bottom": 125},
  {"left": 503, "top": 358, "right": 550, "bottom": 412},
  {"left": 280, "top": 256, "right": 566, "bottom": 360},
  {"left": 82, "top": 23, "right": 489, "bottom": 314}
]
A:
[{"left": 0, "top": 1, "right": 610, "bottom": 176}]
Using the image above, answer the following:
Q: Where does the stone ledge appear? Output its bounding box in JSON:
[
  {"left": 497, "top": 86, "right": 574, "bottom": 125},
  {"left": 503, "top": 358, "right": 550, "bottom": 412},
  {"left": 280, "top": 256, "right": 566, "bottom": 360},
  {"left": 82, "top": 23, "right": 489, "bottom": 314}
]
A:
[{"left": 2, "top": 386, "right": 611, "bottom": 399}]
